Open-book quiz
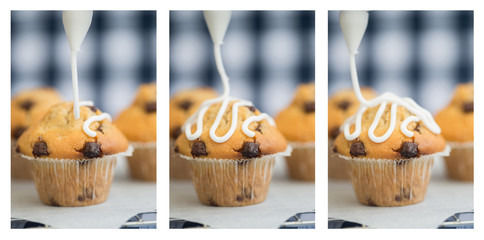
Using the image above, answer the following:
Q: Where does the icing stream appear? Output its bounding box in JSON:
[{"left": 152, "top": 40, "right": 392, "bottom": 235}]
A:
[
  {"left": 80, "top": 101, "right": 112, "bottom": 137},
  {"left": 183, "top": 11, "right": 275, "bottom": 144},
  {"left": 339, "top": 11, "right": 440, "bottom": 143}
]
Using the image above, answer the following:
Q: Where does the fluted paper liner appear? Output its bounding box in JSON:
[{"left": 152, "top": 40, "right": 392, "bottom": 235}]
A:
[
  {"left": 285, "top": 142, "right": 315, "bottom": 181},
  {"left": 11, "top": 139, "right": 33, "bottom": 179},
  {"left": 20, "top": 145, "right": 133, "bottom": 207},
  {"left": 338, "top": 145, "right": 450, "bottom": 207},
  {"left": 170, "top": 139, "right": 191, "bottom": 179},
  {"left": 443, "top": 142, "right": 473, "bottom": 182},
  {"left": 127, "top": 141, "right": 156, "bottom": 182},
  {"left": 328, "top": 139, "right": 350, "bottom": 180},
  {"left": 180, "top": 146, "right": 292, "bottom": 207}
]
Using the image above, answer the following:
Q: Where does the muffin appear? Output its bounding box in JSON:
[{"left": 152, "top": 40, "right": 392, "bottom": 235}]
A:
[
  {"left": 169, "top": 87, "right": 218, "bottom": 179},
  {"left": 275, "top": 83, "right": 315, "bottom": 181},
  {"left": 115, "top": 83, "right": 156, "bottom": 181},
  {"left": 334, "top": 103, "right": 447, "bottom": 207},
  {"left": 16, "top": 101, "right": 131, "bottom": 206},
  {"left": 435, "top": 82, "right": 473, "bottom": 181},
  {"left": 328, "top": 88, "right": 376, "bottom": 179},
  {"left": 11, "top": 88, "right": 62, "bottom": 179},
  {"left": 175, "top": 100, "right": 289, "bottom": 206}
]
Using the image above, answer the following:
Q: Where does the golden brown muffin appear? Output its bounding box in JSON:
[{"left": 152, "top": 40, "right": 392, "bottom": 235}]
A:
[
  {"left": 275, "top": 83, "right": 315, "bottom": 142},
  {"left": 16, "top": 101, "right": 130, "bottom": 207},
  {"left": 275, "top": 83, "right": 315, "bottom": 181},
  {"left": 169, "top": 87, "right": 218, "bottom": 179},
  {"left": 11, "top": 87, "right": 62, "bottom": 179},
  {"left": 11, "top": 87, "right": 62, "bottom": 139},
  {"left": 435, "top": 82, "right": 473, "bottom": 143},
  {"left": 435, "top": 82, "right": 474, "bottom": 181},
  {"left": 175, "top": 100, "right": 288, "bottom": 206},
  {"left": 115, "top": 82, "right": 156, "bottom": 181},
  {"left": 115, "top": 82, "right": 156, "bottom": 143},
  {"left": 328, "top": 88, "right": 377, "bottom": 139},
  {"left": 176, "top": 101, "right": 287, "bottom": 160},
  {"left": 333, "top": 103, "right": 447, "bottom": 206},
  {"left": 169, "top": 87, "right": 219, "bottom": 139},
  {"left": 327, "top": 88, "right": 377, "bottom": 179}
]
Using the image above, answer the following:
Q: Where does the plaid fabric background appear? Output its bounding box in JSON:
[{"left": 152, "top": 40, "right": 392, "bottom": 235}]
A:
[
  {"left": 11, "top": 11, "right": 156, "bottom": 116},
  {"left": 170, "top": 11, "right": 315, "bottom": 116},
  {"left": 328, "top": 11, "right": 473, "bottom": 113}
]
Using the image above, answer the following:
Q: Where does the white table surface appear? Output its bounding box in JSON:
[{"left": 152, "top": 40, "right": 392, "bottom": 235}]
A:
[
  {"left": 328, "top": 157, "right": 473, "bottom": 229},
  {"left": 11, "top": 157, "right": 156, "bottom": 229},
  {"left": 170, "top": 158, "right": 315, "bottom": 229}
]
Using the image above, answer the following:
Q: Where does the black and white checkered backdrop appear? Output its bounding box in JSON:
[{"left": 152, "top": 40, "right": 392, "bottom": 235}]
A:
[
  {"left": 329, "top": 11, "right": 473, "bottom": 113},
  {"left": 169, "top": 11, "right": 315, "bottom": 116},
  {"left": 11, "top": 10, "right": 156, "bottom": 116}
]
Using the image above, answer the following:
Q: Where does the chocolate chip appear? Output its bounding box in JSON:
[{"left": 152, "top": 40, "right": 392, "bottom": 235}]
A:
[
  {"left": 191, "top": 141, "right": 208, "bottom": 157},
  {"left": 239, "top": 142, "right": 261, "bottom": 158},
  {"left": 247, "top": 106, "right": 257, "bottom": 112},
  {"left": 12, "top": 126, "right": 27, "bottom": 139},
  {"left": 174, "top": 146, "right": 179, "bottom": 153},
  {"left": 87, "top": 105, "right": 98, "bottom": 113},
  {"left": 236, "top": 195, "right": 243, "bottom": 202},
  {"left": 78, "top": 195, "right": 85, "bottom": 202},
  {"left": 337, "top": 100, "right": 351, "bottom": 111},
  {"left": 399, "top": 142, "right": 419, "bottom": 158},
  {"left": 304, "top": 101, "right": 315, "bottom": 113},
  {"left": 329, "top": 127, "right": 340, "bottom": 139},
  {"left": 15, "top": 145, "right": 20, "bottom": 153},
  {"left": 394, "top": 195, "right": 402, "bottom": 202},
  {"left": 82, "top": 142, "right": 102, "bottom": 158},
  {"left": 19, "top": 100, "right": 34, "bottom": 111},
  {"left": 32, "top": 141, "right": 49, "bottom": 157},
  {"left": 178, "top": 99, "right": 192, "bottom": 111},
  {"left": 255, "top": 124, "right": 262, "bottom": 134},
  {"left": 462, "top": 101, "right": 473, "bottom": 113},
  {"left": 350, "top": 141, "right": 366, "bottom": 157},
  {"left": 413, "top": 123, "right": 421, "bottom": 134},
  {"left": 170, "top": 127, "right": 181, "bottom": 139},
  {"left": 145, "top": 101, "right": 156, "bottom": 113},
  {"left": 332, "top": 145, "right": 338, "bottom": 153},
  {"left": 96, "top": 124, "right": 104, "bottom": 134}
]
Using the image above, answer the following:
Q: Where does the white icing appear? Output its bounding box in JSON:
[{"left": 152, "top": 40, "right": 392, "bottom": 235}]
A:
[
  {"left": 78, "top": 100, "right": 112, "bottom": 137},
  {"left": 339, "top": 11, "right": 440, "bottom": 143},
  {"left": 63, "top": 11, "right": 93, "bottom": 119},
  {"left": 183, "top": 11, "right": 276, "bottom": 144}
]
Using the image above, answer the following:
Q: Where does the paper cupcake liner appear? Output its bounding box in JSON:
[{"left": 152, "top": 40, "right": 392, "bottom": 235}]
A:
[
  {"left": 180, "top": 146, "right": 292, "bottom": 207},
  {"left": 443, "top": 142, "right": 473, "bottom": 182},
  {"left": 127, "top": 141, "right": 156, "bottom": 182},
  {"left": 11, "top": 139, "right": 33, "bottom": 180},
  {"left": 20, "top": 145, "right": 133, "bottom": 207},
  {"left": 328, "top": 139, "right": 350, "bottom": 180},
  {"left": 170, "top": 139, "right": 191, "bottom": 179},
  {"left": 285, "top": 142, "right": 315, "bottom": 181},
  {"left": 338, "top": 146, "right": 450, "bottom": 207}
]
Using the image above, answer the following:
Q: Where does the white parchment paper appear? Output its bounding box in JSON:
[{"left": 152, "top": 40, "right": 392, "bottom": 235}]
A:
[
  {"left": 329, "top": 157, "right": 473, "bottom": 228},
  {"left": 11, "top": 156, "right": 156, "bottom": 229},
  {"left": 169, "top": 157, "right": 315, "bottom": 229}
]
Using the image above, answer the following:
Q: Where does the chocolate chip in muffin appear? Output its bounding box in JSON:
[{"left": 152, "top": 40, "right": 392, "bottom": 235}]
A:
[
  {"left": 96, "top": 123, "right": 104, "bottom": 134},
  {"left": 19, "top": 99, "right": 34, "bottom": 111},
  {"left": 247, "top": 106, "right": 257, "bottom": 112},
  {"left": 87, "top": 105, "right": 98, "bottom": 113},
  {"left": 337, "top": 100, "right": 351, "bottom": 111},
  {"left": 239, "top": 142, "right": 261, "bottom": 158},
  {"left": 329, "top": 127, "right": 340, "bottom": 139},
  {"left": 350, "top": 141, "right": 366, "bottom": 157},
  {"left": 304, "top": 101, "right": 315, "bottom": 113},
  {"left": 413, "top": 123, "right": 421, "bottom": 134},
  {"left": 462, "top": 101, "right": 473, "bottom": 113},
  {"left": 145, "top": 101, "right": 156, "bottom": 113},
  {"left": 255, "top": 124, "right": 263, "bottom": 134},
  {"left": 399, "top": 142, "right": 419, "bottom": 158},
  {"left": 191, "top": 141, "right": 208, "bottom": 157},
  {"left": 170, "top": 127, "right": 182, "bottom": 139},
  {"left": 178, "top": 99, "right": 192, "bottom": 111},
  {"left": 12, "top": 126, "right": 27, "bottom": 139},
  {"left": 82, "top": 142, "right": 102, "bottom": 158},
  {"left": 33, "top": 141, "right": 49, "bottom": 157}
]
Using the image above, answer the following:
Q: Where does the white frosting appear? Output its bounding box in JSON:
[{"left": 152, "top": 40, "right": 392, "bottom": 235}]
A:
[
  {"left": 63, "top": 11, "right": 93, "bottom": 119},
  {"left": 183, "top": 11, "right": 275, "bottom": 144},
  {"left": 339, "top": 11, "right": 440, "bottom": 143},
  {"left": 79, "top": 101, "right": 112, "bottom": 137}
]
